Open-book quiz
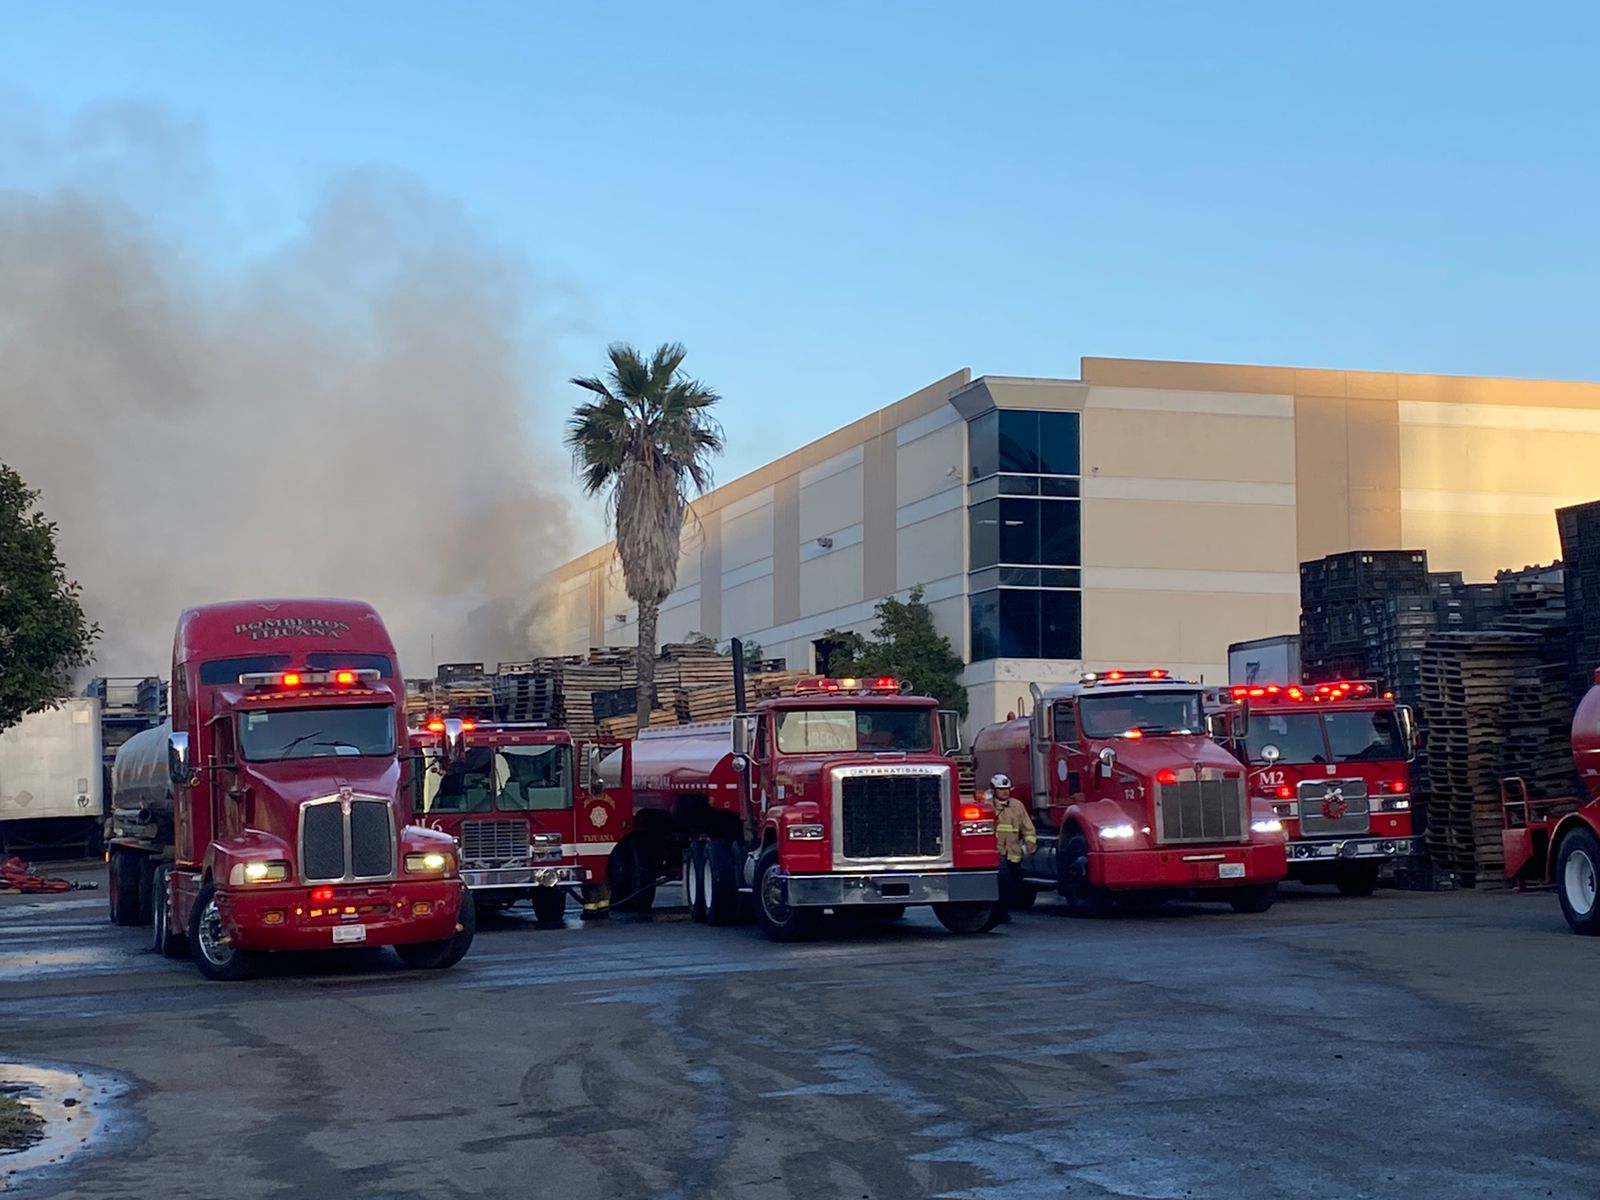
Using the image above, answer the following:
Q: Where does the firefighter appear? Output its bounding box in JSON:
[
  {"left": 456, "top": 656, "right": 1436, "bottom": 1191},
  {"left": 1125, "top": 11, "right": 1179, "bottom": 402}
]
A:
[
  {"left": 989, "top": 773, "right": 1036, "bottom": 916},
  {"left": 580, "top": 881, "right": 610, "bottom": 920}
]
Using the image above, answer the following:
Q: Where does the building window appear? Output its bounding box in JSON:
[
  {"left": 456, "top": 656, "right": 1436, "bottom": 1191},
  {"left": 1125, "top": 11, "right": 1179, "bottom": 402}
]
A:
[{"left": 966, "top": 409, "right": 1081, "bottom": 662}]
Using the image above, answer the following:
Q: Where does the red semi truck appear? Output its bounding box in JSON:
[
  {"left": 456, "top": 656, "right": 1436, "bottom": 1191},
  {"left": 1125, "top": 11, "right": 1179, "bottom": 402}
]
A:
[
  {"left": 599, "top": 674, "right": 1000, "bottom": 940},
  {"left": 408, "top": 719, "right": 628, "bottom": 925},
  {"left": 1221, "top": 681, "right": 1420, "bottom": 895},
  {"left": 1502, "top": 670, "right": 1600, "bottom": 933},
  {"left": 107, "top": 599, "right": 474, "bottom": 980},
  {"left": 972, "top": 669, "right": 1287, "bottom": 915}
]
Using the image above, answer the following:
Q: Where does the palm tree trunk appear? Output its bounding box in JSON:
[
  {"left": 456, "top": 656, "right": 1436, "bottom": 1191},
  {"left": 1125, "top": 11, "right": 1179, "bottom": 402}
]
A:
[{"left": 636, "top": 600, "right": 660, "bottom": 732}]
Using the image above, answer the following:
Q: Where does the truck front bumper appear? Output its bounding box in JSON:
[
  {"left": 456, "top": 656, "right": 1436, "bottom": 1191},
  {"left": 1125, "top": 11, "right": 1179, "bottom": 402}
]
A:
[
  {"left": 219, "top": 879, "right": 466, "bottom": 952},
  {"left": 786, "top": 869, "right": 998, "bottom": 908},
  {"left": 1094, "top": 843, "right": 1287, "bottom": 890},
  {"left": 1287, "top": 836, "right": 1424, "bottom": 866},
  {"left": 462, "top": 865, "right": 587, "bottom": 891}
]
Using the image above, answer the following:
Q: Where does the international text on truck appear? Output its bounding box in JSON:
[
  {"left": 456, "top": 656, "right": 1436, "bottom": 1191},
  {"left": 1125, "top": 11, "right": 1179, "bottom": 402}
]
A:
[
  {"left": 972, "top": 670, "right": 1288, "bottom": 915},
  {"left": 106, "top": 599, "right": 474, "bottom": 980}
]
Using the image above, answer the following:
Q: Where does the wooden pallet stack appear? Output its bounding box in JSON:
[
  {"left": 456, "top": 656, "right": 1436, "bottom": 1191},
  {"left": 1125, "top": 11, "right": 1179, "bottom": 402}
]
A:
[{"left": 1420, "top": 631, "right": 1572, "bottom": 887}]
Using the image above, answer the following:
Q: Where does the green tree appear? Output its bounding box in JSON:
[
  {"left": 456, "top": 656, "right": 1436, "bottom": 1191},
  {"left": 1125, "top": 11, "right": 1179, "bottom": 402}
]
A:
[
  {"left": 0, "top": 464, "right": 98, "bottom": 731},
  {"left": 567, "top": 343, "right": 724, "bottom": 731},
  {"left": 822, "top": 586, "right": 967, "bottom": 717}
]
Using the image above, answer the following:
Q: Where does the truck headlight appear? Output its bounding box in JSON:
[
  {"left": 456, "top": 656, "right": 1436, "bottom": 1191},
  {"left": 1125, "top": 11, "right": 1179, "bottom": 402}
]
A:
[
  {"left": 786, "top": 823, "right": 825, "bottom": 841},
  {"left": 405, "top": 851, "right": 453, "bottom": 874},
  {"left": 1097, "top": 823, "right": 1137, "bottom": 841},
  {"left": 230, "top": 860, "right": 289, "bottom": 885},
  {"left": 1251, "top": 818, "right": 1284, "bottom": 834}
]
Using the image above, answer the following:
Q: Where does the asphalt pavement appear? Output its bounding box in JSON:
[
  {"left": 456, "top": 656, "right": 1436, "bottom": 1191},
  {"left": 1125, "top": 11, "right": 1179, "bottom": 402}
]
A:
[{"left": 2, "top": 868, "right": 1599, "bottom": 1199}]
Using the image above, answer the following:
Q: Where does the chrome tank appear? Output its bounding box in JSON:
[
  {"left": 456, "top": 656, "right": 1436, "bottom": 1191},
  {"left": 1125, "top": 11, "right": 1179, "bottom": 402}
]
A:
[{"left": 111, "top": 719, "right": 175, "bottom": 819}]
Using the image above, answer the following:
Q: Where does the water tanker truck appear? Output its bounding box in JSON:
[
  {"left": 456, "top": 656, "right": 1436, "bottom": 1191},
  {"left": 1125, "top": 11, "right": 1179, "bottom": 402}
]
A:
[{"left": 107, "top": 599, "right": 473, "bottom": 980}]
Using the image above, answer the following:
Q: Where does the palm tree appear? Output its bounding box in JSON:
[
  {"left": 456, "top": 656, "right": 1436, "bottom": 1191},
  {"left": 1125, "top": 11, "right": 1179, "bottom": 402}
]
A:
[{"left": 567, "top": 342, "right": 724, "bottom": 731}]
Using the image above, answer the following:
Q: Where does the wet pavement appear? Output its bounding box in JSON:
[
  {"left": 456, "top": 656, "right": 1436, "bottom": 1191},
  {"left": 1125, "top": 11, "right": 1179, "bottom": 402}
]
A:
[{"left": 3, "top": 867, "right": 1600, "bottom": 1199}]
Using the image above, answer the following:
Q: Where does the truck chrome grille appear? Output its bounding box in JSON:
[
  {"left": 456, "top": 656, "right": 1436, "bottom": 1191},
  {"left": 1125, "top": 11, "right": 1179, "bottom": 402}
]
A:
[
  {"left": 299, "top": 796, "right": 395, "bottom": 882},
  {"left": 1296, "top": 779, "right": 1371, "bottom": 836},
  {"left": 460, "top": 819, "right": 528, "bottom": 867},
  {"left": 1156, "top": 772, "right": 1246, "bottom": 844},
  {"left": 840, "top": 775, "right": 945, "bottom": 860}
]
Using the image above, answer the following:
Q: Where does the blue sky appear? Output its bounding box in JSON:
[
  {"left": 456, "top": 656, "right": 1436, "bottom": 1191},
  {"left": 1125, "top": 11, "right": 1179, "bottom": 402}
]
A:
[{"left": 5, "top": 0, "right": 1599, "bottom": 498}]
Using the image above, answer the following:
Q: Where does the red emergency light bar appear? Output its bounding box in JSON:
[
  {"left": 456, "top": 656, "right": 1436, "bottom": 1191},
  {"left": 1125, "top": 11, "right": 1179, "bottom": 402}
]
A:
[
  {"left": 239, "top": 668, "right": 381, "bottom": 689},
  {"left": 794, "top": 676, "right": 903, "bottom": 695},
  {"left": 423, "top": 717, "right": 477, "bottom": 733},
  {"left": 1083, "top": 668, "right": 1171, "bottom": 684},
  {"left": 1230, "top": 680, "right": 1380, "bottom": 703}
]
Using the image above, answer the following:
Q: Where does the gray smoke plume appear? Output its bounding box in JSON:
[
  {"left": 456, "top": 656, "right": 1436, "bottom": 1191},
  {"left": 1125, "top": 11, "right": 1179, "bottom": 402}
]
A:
[{"left": 0, "top": 100, "right": 576, "bottom": 678}]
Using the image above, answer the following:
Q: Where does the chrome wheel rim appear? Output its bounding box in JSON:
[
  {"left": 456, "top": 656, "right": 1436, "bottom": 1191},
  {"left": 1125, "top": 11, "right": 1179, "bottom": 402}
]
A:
[
  {"left": 197, "top": 898, "right": 233, "bottom": 966},
  {"left": 700, "top": 856, "right": 715, "bottom": 911},
  {"left": 760, "top": 866, "right": 790, "bottom": 924},
  {"left": 684, "top": 855, "right": 698, "bottom": 909},
  {"left": 1566, "top": 849, "right": 1598, "bottom": 916}
]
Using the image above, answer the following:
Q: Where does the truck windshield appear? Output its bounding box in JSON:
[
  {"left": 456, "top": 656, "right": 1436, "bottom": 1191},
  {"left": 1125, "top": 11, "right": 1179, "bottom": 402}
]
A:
[
  {"left": 1323, "top": 711, "right": 1404, "bottom": 762},
  {"left": 1245, "top": 712, "right": 1327, "bottom": 764},
  {"left": 237, "top": 705, "right": 396, "bottom": 761},
  {"left": 1077, "top": 691, "right": 1203, "bottom": 737},
  {"left": 423, "top": 747, "right": 494, "bottom": 813},
  {"left": 494, "top": 745, "right": 569, "bottom": 811},
  {"left": 775, "top": 707, "right": 933, "bottom": 753}
]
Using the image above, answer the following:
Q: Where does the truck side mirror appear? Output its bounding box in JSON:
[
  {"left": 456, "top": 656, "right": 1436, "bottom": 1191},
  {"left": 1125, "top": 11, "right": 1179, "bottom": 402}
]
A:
[
  {"left": 586, "top": 745, "right": 606, "bottom": 796},
  {"left": 439, "top": 718, "right": 467, "bottom": 765},
  {"left": 1396, "top": 706, "right": 1417, "bottom": 762},
  {"left": 1098, "top": 746, "right": 1116, "bottom": 778},
  {"left": 938, "top": 710, "right": 962, "bottom": 755},
  {"left": 731, "top": 714, "right": 755, "bottom": 757},
  {"left": 167, "top": 731, "right": 191, "bottom": 786}
]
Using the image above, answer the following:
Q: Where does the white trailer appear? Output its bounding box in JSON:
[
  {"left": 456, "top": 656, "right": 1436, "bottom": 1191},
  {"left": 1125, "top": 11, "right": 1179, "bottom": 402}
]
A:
[{"left": 0, "top": 698, "right": 104, "bottom": 858}]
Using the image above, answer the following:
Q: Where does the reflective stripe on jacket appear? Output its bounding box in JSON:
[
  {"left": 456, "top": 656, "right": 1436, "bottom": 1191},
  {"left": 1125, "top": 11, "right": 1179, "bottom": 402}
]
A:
[{"left": 991, "top": 793, "right": 1037, "bottom": 863}]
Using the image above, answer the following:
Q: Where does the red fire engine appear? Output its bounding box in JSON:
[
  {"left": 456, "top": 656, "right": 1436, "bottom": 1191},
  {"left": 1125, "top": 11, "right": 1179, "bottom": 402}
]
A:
[
  {"left": 1221, "top": 681, "right": 1420, "bottom": 895},
  {"left": 1502, "top": 670, "right": 1600, "bottom": 933},
  {"left": 107, "top": 599, "right": 473, "bottom": 980},
  {"left": 408, "top": 719, "right": 625, "bottom": 925},
  {"left": 972, "top": 669, "right": 1287, "bottom": 914},
  {"left": 599, "top": 673, "right": 999, "bottom": 940}
]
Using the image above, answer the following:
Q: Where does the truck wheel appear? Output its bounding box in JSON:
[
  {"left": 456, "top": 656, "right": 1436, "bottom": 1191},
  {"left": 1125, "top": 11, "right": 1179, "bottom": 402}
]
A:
[
  {"left": 1336, "top": 863, "right": 1380, "bottom": 897},
  {"left": 531, "top": 888, "right": 567, "bottom": 927},
  {"left": 396, "top": 888, "right": 477, "bottom": 969},
  {"left": 610, "top": 839, "right": 657, "bottom": 914},
  {"left": 151, "top": 865, "right": 189, "bottom": 959},
  {"left": 704, "top": 839, "right": 741, "bottom": 927},
  {"left": 754, "top": 849, "right": 818, "bottom": 943},
  {"left": 1556, "top": 826, "right": 1600, "bottom": 935},
  {"left": 686, "top": 841, "right": 708, "bottom": 922},
  {"left": 933, "top": 901, "right": 1001, "bottom": 934},
  {"left": 109, "top": 848, "right": 143, "bottom": 927},
  {"left": 1058, "top": 833, "right": 1114, "bottom": 918},
  {"left": 1228, "top": 883, "right": 1278, "bottom": 914},
  {"left": 188, "top": 881, "right": 259, "bottom": 982}
]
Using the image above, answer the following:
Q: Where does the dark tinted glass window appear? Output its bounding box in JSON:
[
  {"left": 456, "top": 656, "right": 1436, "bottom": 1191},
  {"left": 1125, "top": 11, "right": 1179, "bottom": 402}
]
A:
[
  {"left": 969, "top": 500, "right": 1000, "bottom": 569},
  {"left": 998, "top": 589, "right": 1039, "bottom": 657},
  {"left": 999, "top": 476, "right": 1039, "bottom": 495},
  {"left": 1038, "top": 412, "right": 1080, "bottom": 475},
  {"left": 1040, "top": 477, "right": 1080, "bottom": 498},
  {"left": 306, "top": 653, "right": 394, "bottom": 675},
  {"left": 1324, "top": 712, "right": 1403, "bottom": 761},
  {"left": 1040, "top": 500, "right": 1081, "bottom": 565},
  {"left": 1039, "top": 590, "right": 1082, "bottom": 658},
  {"left": 999, "top": 411, "right": 1041, "bottom": 473},
  {"left": 999, "top": 498, "right": 1039, "bottom": 564},
  {"left": 199, "top": 655, "right": 290, "bottom": 685},
  {"left": 1245, "top": 713, "right": 1328, "bottom": 765},
  {"left": 970, "top": 591, "right": 1000, "bottom": 661},
  {"left": 968, "top": 410, "right": 998, "bottom": 480}
]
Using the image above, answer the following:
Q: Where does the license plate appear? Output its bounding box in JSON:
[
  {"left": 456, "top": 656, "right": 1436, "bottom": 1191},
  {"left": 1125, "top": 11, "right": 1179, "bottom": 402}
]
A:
[
  {"left": 1218, "top": 863, "right": 1246, "bottom": 879},
  {"left": 332, "top": 924, "right": 367, "bottom": 944}
]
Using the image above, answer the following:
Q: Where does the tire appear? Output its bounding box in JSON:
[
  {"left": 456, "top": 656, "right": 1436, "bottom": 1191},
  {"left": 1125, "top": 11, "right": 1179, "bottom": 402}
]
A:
[
  {"left": 1058, "top": 833, "right": 1115, "bottom": 918},
  {"left": 610, "top": 839, "right": 658, "bottom": 914},
  {"left": 1556, "top": 826, "right": 1600, "bottom": 935},
  {"left": 705, "top": 839, "right": 741, "bottom": 927},
  {"left": 151, "top": 865, "right": 189, "bottom": 959},
  {"left": 1229, "top": 883, "right": 1278, "bottom": 914},
  {"left": 531, "top": 888, "right": 566, "bottom": 927},
  {"left": 396, "top": 888, "right": 477, "bottom": 969},
  {"left": 933, "top": 901, "right": 1001, "bottom": 935},
  {"left": 1336, "top": 863, "right": 1380, "bottom": 897},
  {"left": 754, "top": 848, "right": 819, "bottom": 943},
  {"left": 188, "top": 881, "right": 259, "bottom": 982},
  {"left": 109, "top": 848, "right": 143, "bottom": 927},
  {"left": 686, "top": 841, "right": 708, "bottom": 923}
]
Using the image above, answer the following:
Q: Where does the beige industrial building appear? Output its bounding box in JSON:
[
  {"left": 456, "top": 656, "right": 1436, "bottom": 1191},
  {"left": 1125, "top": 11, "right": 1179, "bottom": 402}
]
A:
[{"left": 542, "top": 357, "right": 1600, "bottom": 730}]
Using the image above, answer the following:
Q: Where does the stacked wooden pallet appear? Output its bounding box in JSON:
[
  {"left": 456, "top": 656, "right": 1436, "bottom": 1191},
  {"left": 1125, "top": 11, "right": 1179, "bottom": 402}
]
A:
[{"left": 1420, "top": 631, "right": 1571, "bottom": 888}]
